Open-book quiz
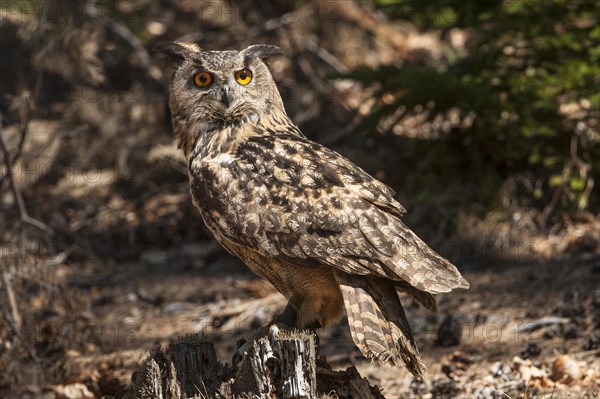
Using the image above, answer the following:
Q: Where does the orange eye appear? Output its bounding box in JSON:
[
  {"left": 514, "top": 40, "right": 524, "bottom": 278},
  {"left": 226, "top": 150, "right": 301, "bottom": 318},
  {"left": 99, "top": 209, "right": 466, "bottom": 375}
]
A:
[
  {"left": 235, "top": 68, "right": 253, "bottom": 85},
  {"left": 193, "top": 71, "right": 213, "bottom": 88}
]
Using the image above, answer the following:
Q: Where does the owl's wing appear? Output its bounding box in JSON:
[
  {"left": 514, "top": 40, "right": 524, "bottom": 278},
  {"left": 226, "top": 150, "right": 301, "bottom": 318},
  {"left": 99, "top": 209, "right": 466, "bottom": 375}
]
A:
[{"left": 191, "top": 133, "right": 468, "bottom": 294}]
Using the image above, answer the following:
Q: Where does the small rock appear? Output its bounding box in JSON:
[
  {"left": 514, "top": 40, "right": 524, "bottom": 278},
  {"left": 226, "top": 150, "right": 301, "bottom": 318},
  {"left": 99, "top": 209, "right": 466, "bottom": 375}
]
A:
[
  {"left": 471, "top": 386, "right": 506, "bottom": 399},
  {"left": 441, "top": 351, "right": 474, "bottom": 378},
  {"left": 491, "top": 362, "right": 512, "bottom": 380},
  {"left": 513, "top": 356, "right": 548, "bottom": 383},
  {"left": 431, "top": 378, "right": 460, "bottom": 399},
  {"left": 519, "top": 342, "right": 541, "bottom": 359},
  {"left": 410, "top": 379, "right": 428, "bottom": 397},
  {"left": 552, "top": 354, "right": 582, "bottom": 384},
  {"left": 126, "top": 292, "right": 138, "bottom": 302},
  {"left": 561, "top": 323, "right": 579, "bottom": 340},
  {"left": 435, "top": 315, "right": 462, "bottom": 347},
  {"left": 583, "top": 334, "right": 599, "bottom": 350}
]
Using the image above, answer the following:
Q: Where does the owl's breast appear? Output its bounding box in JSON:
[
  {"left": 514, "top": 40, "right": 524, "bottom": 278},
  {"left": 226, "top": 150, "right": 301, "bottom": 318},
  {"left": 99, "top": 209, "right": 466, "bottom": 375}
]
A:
[{"left": 188, "top": 147, "right": 265, "bottom": 243}]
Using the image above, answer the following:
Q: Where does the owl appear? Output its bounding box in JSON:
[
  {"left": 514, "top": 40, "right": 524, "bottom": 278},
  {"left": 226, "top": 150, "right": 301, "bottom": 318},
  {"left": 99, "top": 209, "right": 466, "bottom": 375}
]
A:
[{"left": 156, "top": 42, "right": 469, "bottom": 379}]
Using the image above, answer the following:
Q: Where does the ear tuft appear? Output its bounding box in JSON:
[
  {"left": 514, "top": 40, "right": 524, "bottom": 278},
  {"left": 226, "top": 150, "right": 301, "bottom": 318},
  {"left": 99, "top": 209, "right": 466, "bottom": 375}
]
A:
[
  {"left": 154, "top": 41, "right": 202, "bottom": 60},
  {"left": 242, "top": 44, "right": 285, "bottom": 61}
]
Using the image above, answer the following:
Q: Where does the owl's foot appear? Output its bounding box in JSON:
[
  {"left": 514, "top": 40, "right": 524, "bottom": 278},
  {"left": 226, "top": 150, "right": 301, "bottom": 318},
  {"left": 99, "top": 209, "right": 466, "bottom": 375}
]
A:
[
  {"left": 233, "top": 324, "right": 321, "bottom": 368},
  {"left": 233, "top": 321, "right": 294, "bottom": 365},
  {"left": 233, "top": 306, "right": 322, "bottom": 364},
  {"left": 274, "top": 304, "right": 321, "bottom": 345},
  {"left": 277, "top": 310, "right": 321, "bottom": 352},
  {"left": 274, "top": 304, "right": 297, "bottom": 328},
  {"left": 276, "top": 304, "right": 323, "bottom": 330}
]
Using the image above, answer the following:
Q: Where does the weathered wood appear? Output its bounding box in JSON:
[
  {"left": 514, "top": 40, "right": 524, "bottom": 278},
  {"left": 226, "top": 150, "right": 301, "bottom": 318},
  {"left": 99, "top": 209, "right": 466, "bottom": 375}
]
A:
[
  {"left": 231, "top": 327, "right": 317, "bottom": 398},
  {"left": 118, "top": 328, "right": 387, "bottom": 399},
  {"left": 231, "top": 338, "right": 272, "bottom": 397},
  {"left": 120, "top": 336, "right": 223, "bottom": 399},
  {"left": 316, "top": 366, "right": 387, "bottom": 399},
  {"left": 166, "top": 334, "right": 225, "bottom": 396},
  {"left": 273, "top": 329, "right": 316, "bottom": 399},
  {"left": 122, "top": 350, "right": 181, "bottom": 399}
]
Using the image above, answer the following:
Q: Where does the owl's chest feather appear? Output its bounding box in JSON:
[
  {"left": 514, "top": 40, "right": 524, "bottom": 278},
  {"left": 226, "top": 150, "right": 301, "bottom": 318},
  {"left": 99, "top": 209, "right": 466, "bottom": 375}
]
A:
[
  {"left": 186, "top": 129, "right": 257, "bottom": 237},
  {"left": 189, "top": 123, "right": 251, "bottom": 161}
]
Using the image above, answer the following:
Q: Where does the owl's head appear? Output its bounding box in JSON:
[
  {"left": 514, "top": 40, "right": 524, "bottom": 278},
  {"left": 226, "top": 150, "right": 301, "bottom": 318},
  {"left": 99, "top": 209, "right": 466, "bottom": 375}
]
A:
[{"left": 156, "top": 42, "right": 286, "bottom": 132}]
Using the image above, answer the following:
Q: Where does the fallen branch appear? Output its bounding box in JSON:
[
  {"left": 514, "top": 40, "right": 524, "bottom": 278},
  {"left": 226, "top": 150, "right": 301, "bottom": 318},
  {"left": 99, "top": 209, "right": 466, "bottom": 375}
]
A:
[{"left": 517, "top": 317, "right": 571, "bottom": 333}]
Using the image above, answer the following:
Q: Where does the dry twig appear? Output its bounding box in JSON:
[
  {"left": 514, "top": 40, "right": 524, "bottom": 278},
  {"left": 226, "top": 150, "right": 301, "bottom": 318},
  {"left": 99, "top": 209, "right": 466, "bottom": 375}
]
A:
[
  {"left": 0, "top": 110, "right": 52, "bottom": 378},
  {"left": 0, "top": 99, "right": 30, "bottom": 191},
  {"left": 0, "top": 112, "right": 54, "bottom": 235},
  {"left": 1, "top": 269, "right": 22, "bottom": 330}
]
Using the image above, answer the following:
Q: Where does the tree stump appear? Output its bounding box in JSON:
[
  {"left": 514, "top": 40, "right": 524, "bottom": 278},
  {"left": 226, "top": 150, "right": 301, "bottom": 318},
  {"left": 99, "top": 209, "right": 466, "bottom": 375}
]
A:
[{"left": 118, "top": 327, "right": 387, "bottom": 399}]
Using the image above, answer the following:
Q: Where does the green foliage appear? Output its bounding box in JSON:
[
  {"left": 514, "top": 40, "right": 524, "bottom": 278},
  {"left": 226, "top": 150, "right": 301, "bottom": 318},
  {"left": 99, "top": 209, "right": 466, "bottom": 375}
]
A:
[{"left": 351, "top": 0, "right": 599, "bottom": 219}]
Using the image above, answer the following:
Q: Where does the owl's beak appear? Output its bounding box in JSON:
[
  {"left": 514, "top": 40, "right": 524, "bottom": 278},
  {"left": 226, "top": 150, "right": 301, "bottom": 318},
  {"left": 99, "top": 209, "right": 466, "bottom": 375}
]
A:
[{"left": 221, "top": 86, "right": 232, "bottom": 108}]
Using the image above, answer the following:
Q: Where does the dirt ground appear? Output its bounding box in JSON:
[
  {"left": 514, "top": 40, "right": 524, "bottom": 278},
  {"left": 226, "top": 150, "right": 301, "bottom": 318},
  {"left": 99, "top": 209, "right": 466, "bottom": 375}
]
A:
[{"left": 2, "top": 240, "right": 598, "bottom": 398}]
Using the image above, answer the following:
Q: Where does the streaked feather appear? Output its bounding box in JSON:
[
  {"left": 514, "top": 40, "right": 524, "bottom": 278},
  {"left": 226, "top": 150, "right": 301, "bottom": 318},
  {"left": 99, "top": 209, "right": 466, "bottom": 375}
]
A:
[{"left": 338, "top": 274, "right": 425, "bottom": 379}]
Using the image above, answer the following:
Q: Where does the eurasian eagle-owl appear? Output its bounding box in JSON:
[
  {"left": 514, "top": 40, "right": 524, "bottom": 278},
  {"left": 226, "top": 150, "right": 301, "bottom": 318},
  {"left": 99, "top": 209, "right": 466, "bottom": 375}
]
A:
[{"left": 156, "top": 42, "right": 469, "bottom": 379}]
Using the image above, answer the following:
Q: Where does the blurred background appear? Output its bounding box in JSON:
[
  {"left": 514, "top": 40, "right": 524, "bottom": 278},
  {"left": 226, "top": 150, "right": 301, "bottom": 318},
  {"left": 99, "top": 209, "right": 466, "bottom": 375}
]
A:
[{"left": 1, "top": 1, "right": 599, "bottom": 398}]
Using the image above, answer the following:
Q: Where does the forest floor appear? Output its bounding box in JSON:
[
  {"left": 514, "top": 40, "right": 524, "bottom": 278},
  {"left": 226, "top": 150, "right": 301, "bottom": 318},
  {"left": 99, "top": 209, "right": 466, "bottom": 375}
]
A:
[{"left": 3, "top": 243, "right": 599, "bottom": 399}]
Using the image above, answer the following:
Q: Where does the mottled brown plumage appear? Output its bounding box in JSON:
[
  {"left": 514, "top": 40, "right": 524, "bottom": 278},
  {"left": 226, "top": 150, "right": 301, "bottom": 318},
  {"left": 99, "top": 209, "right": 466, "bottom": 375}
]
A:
[{"left": 157, "top": 41, "right": 469, "bottom": 379}]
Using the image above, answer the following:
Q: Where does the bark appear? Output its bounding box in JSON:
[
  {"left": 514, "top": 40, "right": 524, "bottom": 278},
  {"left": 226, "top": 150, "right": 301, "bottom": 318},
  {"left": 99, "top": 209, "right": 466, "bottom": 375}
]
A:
[{"left": 119, "top": 328, "right": 386, "bottom": 399}]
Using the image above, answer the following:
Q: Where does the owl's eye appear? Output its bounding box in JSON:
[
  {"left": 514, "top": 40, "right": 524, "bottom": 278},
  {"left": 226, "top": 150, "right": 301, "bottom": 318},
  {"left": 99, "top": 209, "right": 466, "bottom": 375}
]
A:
[
  {"left": 193, "top": 71, "right": 213, "bottom": 88},
  {"left": 235, "top": 69, "right": 253, "bottom": 85}
]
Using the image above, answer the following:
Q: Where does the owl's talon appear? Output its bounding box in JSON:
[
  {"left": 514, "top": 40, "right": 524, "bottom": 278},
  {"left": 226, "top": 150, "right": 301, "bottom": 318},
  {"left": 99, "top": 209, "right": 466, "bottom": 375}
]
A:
[
  {"left": 268, "top": 324, "right": 280, "bottom": 343},
  {"left": 275, "top": 304, "right": 297, "bottom": 327}
]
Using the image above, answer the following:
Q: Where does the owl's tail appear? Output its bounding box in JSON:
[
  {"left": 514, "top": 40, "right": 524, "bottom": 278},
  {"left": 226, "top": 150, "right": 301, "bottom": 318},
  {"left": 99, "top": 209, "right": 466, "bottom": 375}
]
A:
[{"left": 338, "top": 274, "right": 425, "bottom": 380}]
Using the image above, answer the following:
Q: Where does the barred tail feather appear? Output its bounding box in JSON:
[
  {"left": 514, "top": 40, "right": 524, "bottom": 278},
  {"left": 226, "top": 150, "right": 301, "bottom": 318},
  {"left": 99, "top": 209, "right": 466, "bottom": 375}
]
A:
[{"left": 338, "top": 274, "right": 425, "bottom": 380}]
